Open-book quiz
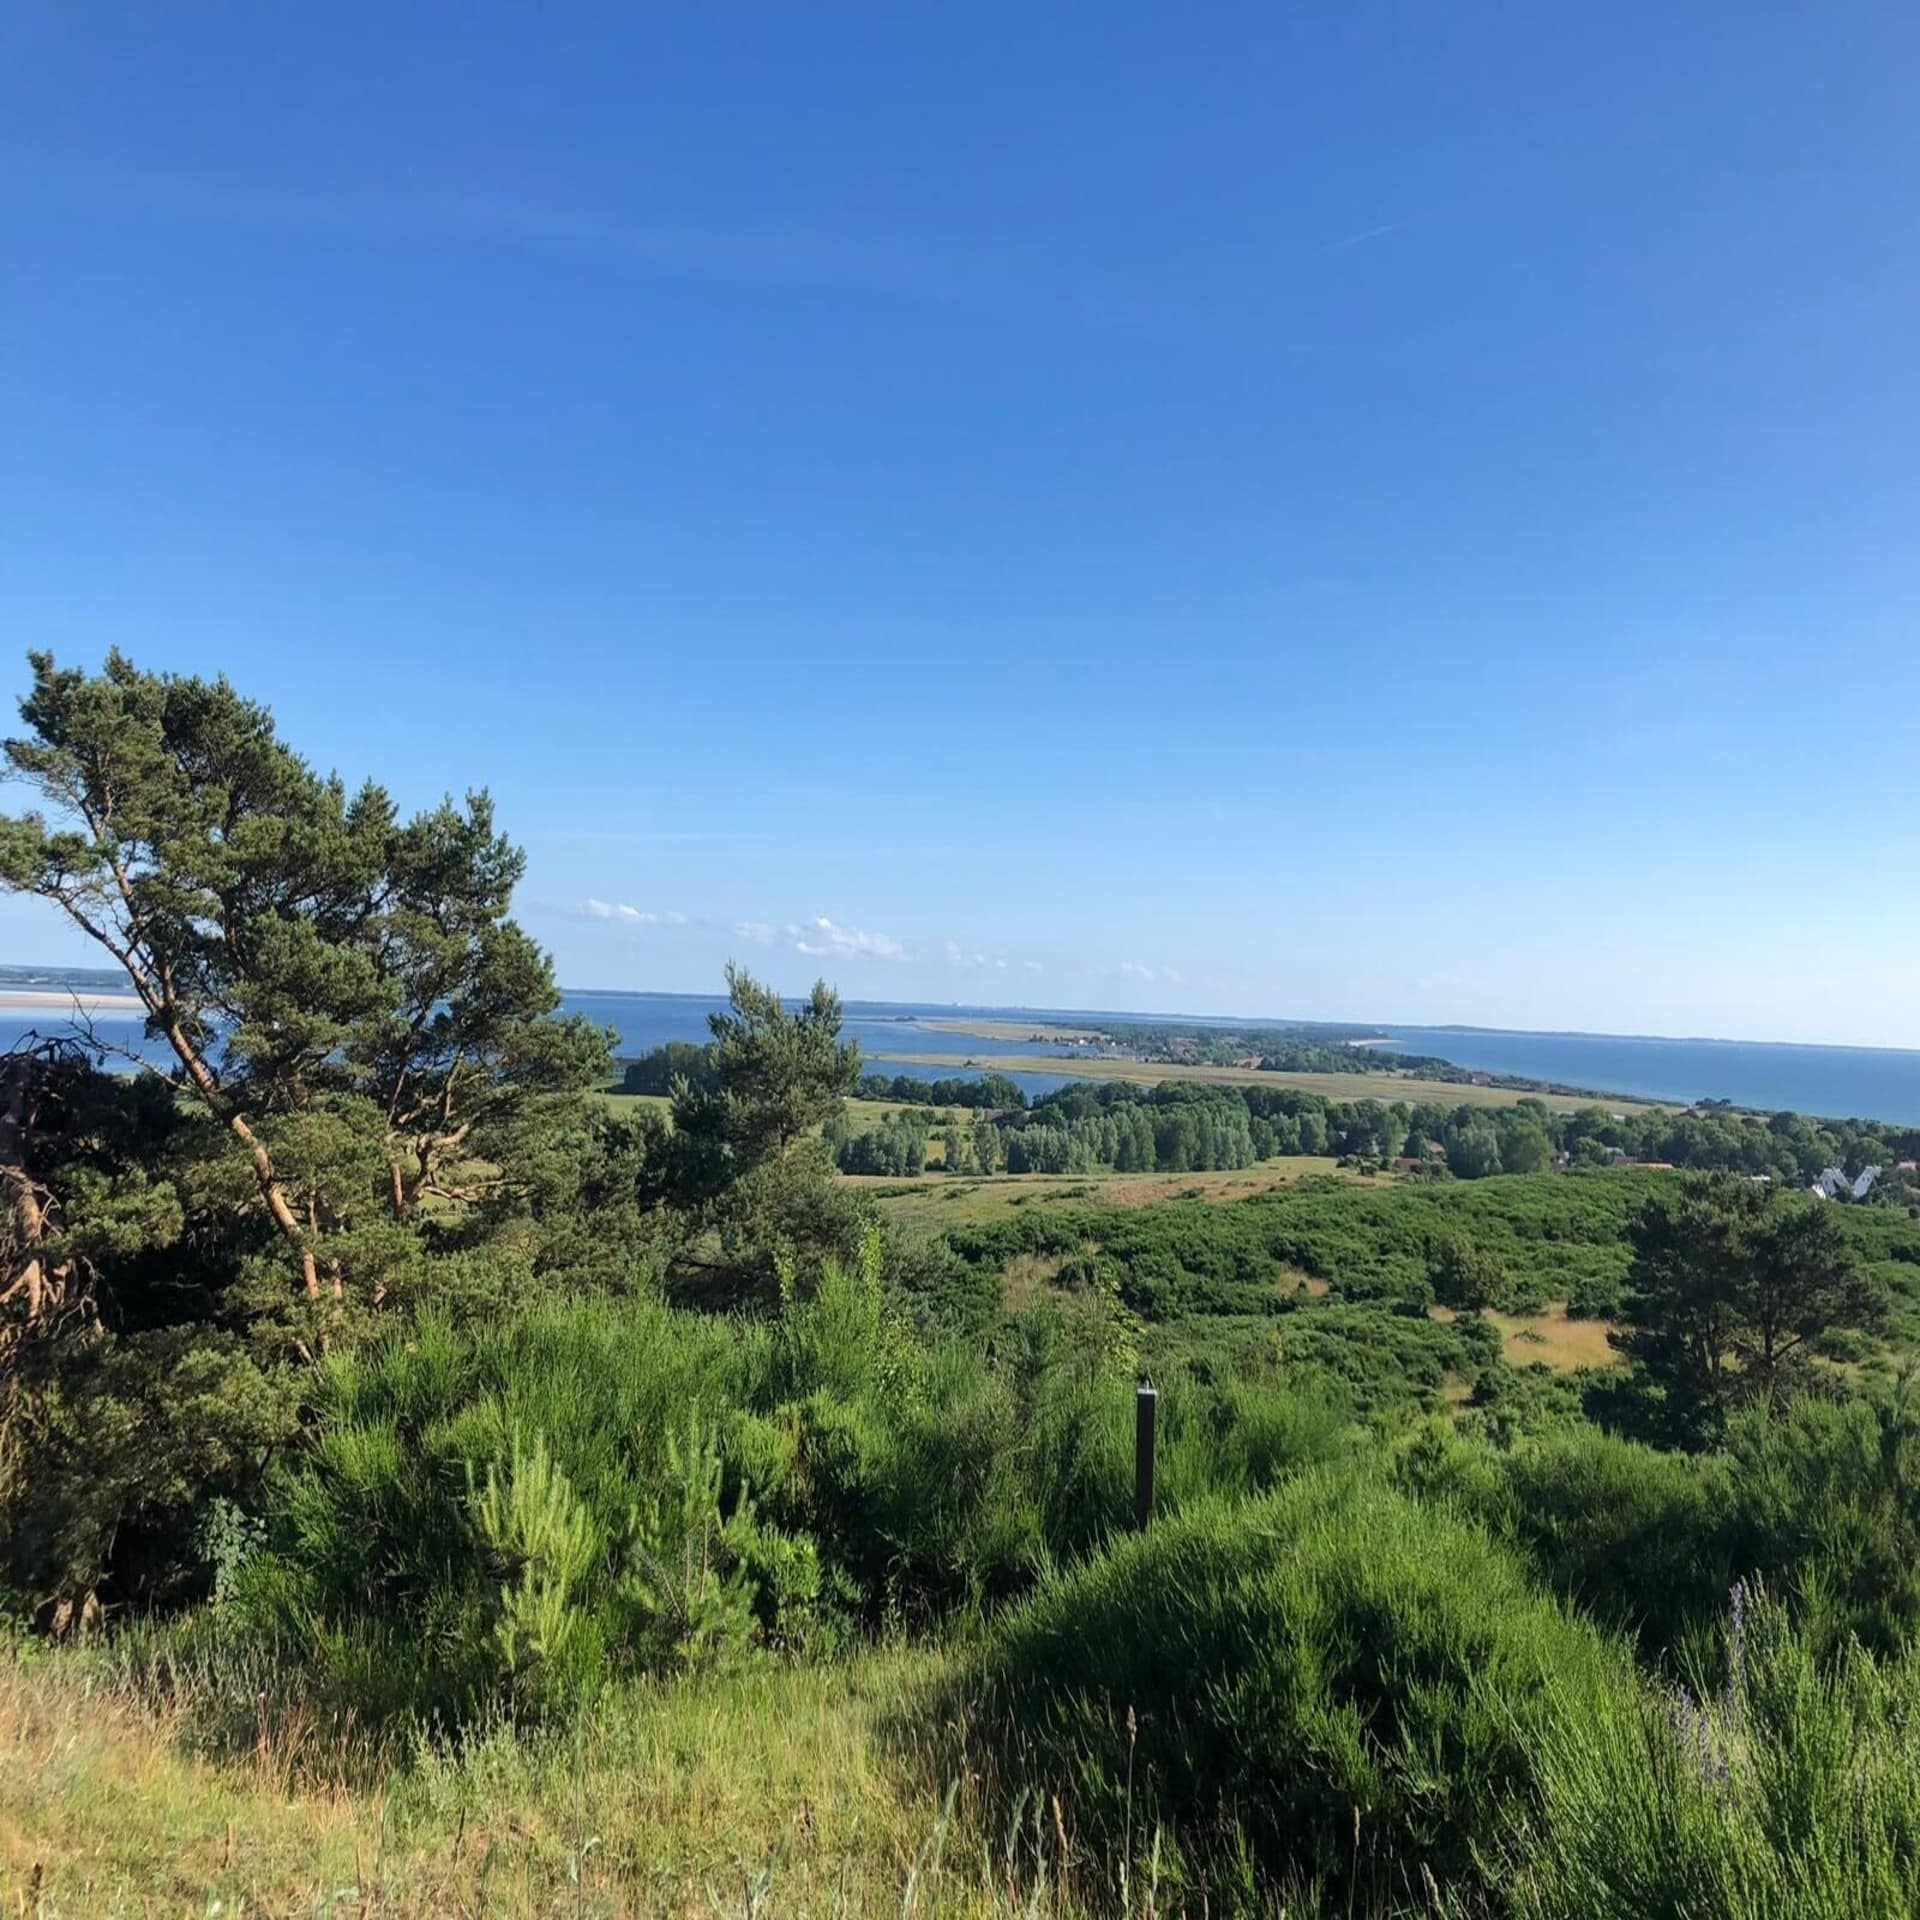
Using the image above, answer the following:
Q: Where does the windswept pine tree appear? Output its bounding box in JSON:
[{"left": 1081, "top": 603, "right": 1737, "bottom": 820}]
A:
[{"left": 0, "top": 650, "right": 612, "bottom": 1350}]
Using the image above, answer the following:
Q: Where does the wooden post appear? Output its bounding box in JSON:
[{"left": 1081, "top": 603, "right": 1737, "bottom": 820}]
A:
[{"left": 1135, "top": 1379, "right": 1158, "bottom": 1530}]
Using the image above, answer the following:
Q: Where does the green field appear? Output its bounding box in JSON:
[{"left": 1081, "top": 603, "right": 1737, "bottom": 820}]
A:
[
  {"left": 908, "top": 1015, "right": 1110, "bottom": 1044},
  {"left": 868, "top": 1050, "right": 1660, "bottom": 1112}
]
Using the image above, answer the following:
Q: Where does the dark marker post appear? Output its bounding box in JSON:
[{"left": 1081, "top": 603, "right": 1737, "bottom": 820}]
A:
[{"left": 1135, "top": 1378, "right": 1158, "bottom": 1530}]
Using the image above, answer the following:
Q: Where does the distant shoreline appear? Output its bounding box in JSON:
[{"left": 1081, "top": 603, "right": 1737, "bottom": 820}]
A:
[{"left": 0, "top": 988, "right": 145, "bottom": 1013}]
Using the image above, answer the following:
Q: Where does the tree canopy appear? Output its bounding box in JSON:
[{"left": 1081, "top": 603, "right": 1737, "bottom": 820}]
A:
[{"left": 1615, "top": 1174, "right": 1887, "bottom": 1444}]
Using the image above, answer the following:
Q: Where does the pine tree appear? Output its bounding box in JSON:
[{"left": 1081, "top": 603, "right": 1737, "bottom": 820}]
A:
[{"left": 0, "top": 651, "right": 609, "bottom": 1343}]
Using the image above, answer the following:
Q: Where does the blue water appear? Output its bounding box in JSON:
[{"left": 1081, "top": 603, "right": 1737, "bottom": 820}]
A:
[
  {"left": 0, "top": 1009, "right": 165, "bottom": 1067},
  {"left": 18, "top": 987, "right": 1920, "bottom": 1125},
  {"left": 565, "top": 992, "right": 1089, "bottom": 1099},
  {"left": 0, "top": 993, "right": 1091, "bottom": 1103},
  {"left": 1376, "top": 1027, "right": 1920, "bottom": 1126}
]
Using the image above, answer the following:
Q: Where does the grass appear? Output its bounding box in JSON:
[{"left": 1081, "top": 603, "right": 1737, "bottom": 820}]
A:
[
  {"left": 867, "top": 1052, "right": 1662, "bottom": 1113},
  {"left": 909, "top": 1018, "right": 1108, "bottom": 1045},
  {"left": 0, "top": 1644, "right": 1113, "bottom": 1918},
  {"left": 842, "top": 1158, "right": 1373, "bottom": 1227},
  {"left": 1432, "top": 1300, "right": 1625, "bottom": 1371},
  {"left": 594, "top": 1089, "right": 672, "bottom": 1117}
]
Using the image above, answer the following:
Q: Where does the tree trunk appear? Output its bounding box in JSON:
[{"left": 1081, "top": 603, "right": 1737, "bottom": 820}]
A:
[{"left": 158, "top": 1016, "right": 322, "bottom": 1302}]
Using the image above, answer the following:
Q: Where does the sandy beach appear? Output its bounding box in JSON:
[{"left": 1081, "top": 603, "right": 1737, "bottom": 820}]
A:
[{"left": 0, "top": 988, "right": 145, "bottom": 1013}]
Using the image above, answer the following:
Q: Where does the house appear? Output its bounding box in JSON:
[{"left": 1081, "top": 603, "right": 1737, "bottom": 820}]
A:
[
  {"left": 1811, "top": 1167, "right": 1853, "bottom": 1201},
  {"left": 1852, "top": 1166, "right": 1881, "bottom": 1201}
]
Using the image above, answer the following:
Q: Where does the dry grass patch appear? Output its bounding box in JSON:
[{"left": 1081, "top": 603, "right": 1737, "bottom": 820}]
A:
[
  {"left": 847, "top": 1159, "right": 1370, "bottom": 1227},
  {"left": 1432, "top": 1301, "right": 1623, "bottom": 1372}
]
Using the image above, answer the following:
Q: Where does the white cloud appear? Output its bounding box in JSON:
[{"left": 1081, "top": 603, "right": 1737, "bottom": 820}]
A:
[
  {"left": 944, "top": 940, "right": 965, "bottom": 965},
  {"left": 582, "top": 897, "right": 685, "bottom": 925},
  {"left": 1024, "top": 960, "right": 1044, "bottom": 974},
  {"left": 994, "top": 957, "right": 1008, "bottom": 970},
  {"left": 1119, "top": 961, "right": 1157, "bottom": 982},
  {"left": 734, "top": 920, "right": 774, "bottom": 945},
  {"left": 1162, "top": 966, "right": 1186, "bottom": 987},
  {"left": 786, "top": 916, "right": 909, "bottom": 962}
]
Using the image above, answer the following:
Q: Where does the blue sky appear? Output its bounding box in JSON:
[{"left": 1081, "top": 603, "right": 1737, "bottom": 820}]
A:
[{"left": 3, "top": 3, "right": 1918, "bottom": 1045}]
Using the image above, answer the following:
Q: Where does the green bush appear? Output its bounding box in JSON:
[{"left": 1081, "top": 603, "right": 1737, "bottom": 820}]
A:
[
  {"left": 957, "top": 1469, "right": 1636, "bottom": 1911},
  {"left": 1396, "top": 1393, "right": 1920, "bottom": 1664},
  {"left": 229, "top": 1297, "right": 833, "bottom": 1727}
]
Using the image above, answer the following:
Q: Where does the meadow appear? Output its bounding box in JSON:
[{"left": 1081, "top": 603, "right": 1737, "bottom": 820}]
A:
[{"left": 0, "top": 1642, "right": 978, "bottom": 1917}]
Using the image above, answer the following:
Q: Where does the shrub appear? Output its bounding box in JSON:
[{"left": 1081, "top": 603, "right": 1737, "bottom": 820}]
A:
[
  {"left": 228, "top": 1298, "right": 834, "bottom": 1728},
  {"left": 1515, "top": 1584, "right": 1920, "bottom": 1920},
  {"left": 1396, "top": 1392, "right": 1920, "bottom": 1664},
  {"left": 956, "top": 1469, "right": 1635, "bottom": 1911}
]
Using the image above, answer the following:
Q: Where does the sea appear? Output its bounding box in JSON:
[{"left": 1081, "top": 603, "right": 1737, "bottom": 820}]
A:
[
  {"left": 1371, "top": 1027, "right": 1920, "bottom": 1127},
  {"left": 8, "top": 978, "right": 1920, "bottom": 1126}
]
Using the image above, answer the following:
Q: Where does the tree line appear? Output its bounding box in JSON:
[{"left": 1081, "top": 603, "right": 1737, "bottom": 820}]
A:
[{"left": 822, "top": 1072, "right": 1920, "bottom": 1192}]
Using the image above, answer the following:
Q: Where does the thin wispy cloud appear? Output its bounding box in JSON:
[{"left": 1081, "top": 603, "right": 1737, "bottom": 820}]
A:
[
  {"left": 734, "top": 920, "right": 775, "bottom": 945},
  {"left": 787, "top": 916, "right": 909, "bottom": 961},
  {"left": 1116, "top": 959, "right": 1183, "bottom": 988},
  {"left": 17, "top": 157, "right": 1224, "bottom": 340},
  {"left": 1321, "top": 220, "right": 1400, "bottom": 253}
]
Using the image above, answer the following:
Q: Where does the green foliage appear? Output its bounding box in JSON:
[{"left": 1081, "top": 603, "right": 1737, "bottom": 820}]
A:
[
  {"left": 960, "top": 1469, "right": 1638, "bottom": 1910},
  {"left": 1429, "top": 1231, "right": 1504, "bottom": 1311},
  {"left": 660, "top": 965, "right": 870, "bottom": 1301},
  {"left": 619, "top": 1040, "right": 720, "bottom": 1096},
  {"left": 1396, "top": 1389, "right": 1920, "bottom": 1662},
  {"left": 2, "top": 1323, "right": 292, "bottom": 1623},
  {"left": 1514, "top": 1584, "right": 1920, "bottom": 1920},
  {"left": 672, "top": 965, "right": 860, "bottom": 1174},
  {"left": 227, "top": 1295, "right": 830, "bottom": 1726},
  {"left": 1618, "top": 1174, "right": 1888, "bottom": 1444},
  {"left": 831, "top": 1108, "right": 931, "bottom": 1176},
  {"left": 0, "top": 650, "right": 610, "bottom": 1340},
  {"left": 855, "top": 1070, "right": 1027, "bottom": 1109}
]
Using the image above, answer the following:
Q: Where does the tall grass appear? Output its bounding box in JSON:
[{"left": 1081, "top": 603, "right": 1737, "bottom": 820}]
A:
[
  {"left": 0, "top": 1638, "right": 1120, "bottom": 1916},
  {"left": 1513, "top": 1584, "right": 1920, "bottom": 1919}
]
